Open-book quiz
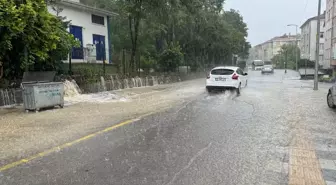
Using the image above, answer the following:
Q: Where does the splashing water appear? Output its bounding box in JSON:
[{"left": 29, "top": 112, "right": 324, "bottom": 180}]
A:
[
  {"left": 146, "top": 77, "right": 149, "bottom": 86},
  {"left": 132, "top": 78, "right": 136, "bottom": 87},
  {"left": 101, "top": 76, "right": 107, "bottom": 91},
  {"left": 136, "top": 77, "right": 143, "bottom": 87},
  {"left": 64, "top": 80, "right": 82, "bottom": 97},
  {"left": 124, "top": 79, "right": 129, "bottom": 89},
  {"left": 64, "top": 91, "right": 129, "bottom": 105},
  {"left": 152, "top": 76, "right": 158, "bottom": 86},
  {"left": 110, "top": 76, "right": 115, "bottom": 90}
]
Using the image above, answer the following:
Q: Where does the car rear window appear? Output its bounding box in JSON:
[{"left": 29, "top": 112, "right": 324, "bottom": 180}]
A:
[{"left": 211, "top": 69, "right": 234, "bottom": 75}]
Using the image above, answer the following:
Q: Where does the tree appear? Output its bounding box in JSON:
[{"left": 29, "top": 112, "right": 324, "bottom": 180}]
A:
[
  {"left": 158, "top": 42, "right": 183, "bottom": 72},
  {"left": 0, "top": 0, "right": 78, "bottom": 81},
  {"left": 80, "top": 0, "right": 250, "bottom": 73},
  {"left": 271, "top": 44, "right": 300, "bottom": 69}
]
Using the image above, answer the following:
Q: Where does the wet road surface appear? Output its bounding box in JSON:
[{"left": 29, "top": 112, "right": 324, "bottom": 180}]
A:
[{"left": 1, "top": 70, "right": 336, "bottom": 185}]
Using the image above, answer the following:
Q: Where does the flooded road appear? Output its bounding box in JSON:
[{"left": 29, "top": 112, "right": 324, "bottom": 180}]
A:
[{"left": 1, "top": 70, "right": 336, "bottom": 185}]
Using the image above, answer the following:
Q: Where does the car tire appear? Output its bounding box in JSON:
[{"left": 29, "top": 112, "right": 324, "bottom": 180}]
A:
[
  {"left": 206, "top": 87, "right": 212, "bottom": 93},
  {"left": 327, "top": 92, "right": 336, "bottom": 108},
  {"left": 236, "top": 84, "right": 241, "bottom": 95}
]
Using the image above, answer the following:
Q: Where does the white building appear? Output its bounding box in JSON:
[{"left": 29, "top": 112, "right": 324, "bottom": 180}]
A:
[
  {"left": 250, "top": 34, "right": 300, "bottom": 62},
  {"left": 300, "top": 13, "right": 325, "bottom": 66},
  {"left": 324, "top": 0, "right": 336, "bottom": 70},
  {"left": 48, "top": 0, "right": 117, "bottom": 64}
]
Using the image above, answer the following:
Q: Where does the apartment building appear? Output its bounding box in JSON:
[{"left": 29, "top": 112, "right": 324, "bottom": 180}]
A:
[
  {"left": 250, "top": 34, "right": 300, "bottom": 62},
  {"left": 324, "top": 0, "right": 336, "bottom": 69},
  {"left": 300, "top": 13, "right": 325, "bottom": 66}
]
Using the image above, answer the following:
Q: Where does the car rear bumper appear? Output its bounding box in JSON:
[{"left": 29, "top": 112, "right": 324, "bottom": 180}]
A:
[
  {"left": 206, "top": 80, "right": 239, "bottom": 88},
  {"left": 261, "top": 70, "right": 274, "bottom": 73}
]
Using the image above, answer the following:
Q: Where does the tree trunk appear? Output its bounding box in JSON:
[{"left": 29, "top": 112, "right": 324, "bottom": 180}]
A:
[
  {"left": 0, "top": 61, "right": 3, "bottom": 80},
  {"left": 128, "top": 0, "right": 142, "bottom": 73},
  {"left": 128, "top": 15, "right": 134, "bottom": 72}
]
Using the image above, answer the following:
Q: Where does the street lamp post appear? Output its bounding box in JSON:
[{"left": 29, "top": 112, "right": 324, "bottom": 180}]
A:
[
  {"left": 314, "top": 0, "right": 322, "bottom": 90},
  {"left": 287, "top": 24, "right": 299, "bottom": 71}
]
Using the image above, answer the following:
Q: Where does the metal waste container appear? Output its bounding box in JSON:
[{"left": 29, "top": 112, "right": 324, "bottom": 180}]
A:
[{"left": 21, "top": 71, "right": 64, "bottom": 112}]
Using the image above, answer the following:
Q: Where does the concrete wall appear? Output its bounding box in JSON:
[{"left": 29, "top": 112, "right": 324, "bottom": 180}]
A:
[{"left": 0, "top": 73, "right": 206, "bottom": 107}]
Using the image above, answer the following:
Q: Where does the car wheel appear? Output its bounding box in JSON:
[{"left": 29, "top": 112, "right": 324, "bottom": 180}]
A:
[
  {"left": 236, "top": 84, "right": 241, "bottom": 95},
  {"left": 327, "top": 92, "right": 336, "bottom": 108},
  {"left": 206, "top": 87, "right": 212, "bottom": 93}
]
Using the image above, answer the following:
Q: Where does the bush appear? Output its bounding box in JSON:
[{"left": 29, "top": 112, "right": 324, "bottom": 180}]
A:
[{"left": 158, "top": 42, "right": 183, "bottom": 72}]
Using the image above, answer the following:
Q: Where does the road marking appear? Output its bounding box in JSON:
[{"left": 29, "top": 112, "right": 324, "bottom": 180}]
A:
[
  {"left": 0, "top": 119, "right": 137, "bottom": 172},
  {"left": 288, "top": 125, "right": 326, "bottom": 185}
]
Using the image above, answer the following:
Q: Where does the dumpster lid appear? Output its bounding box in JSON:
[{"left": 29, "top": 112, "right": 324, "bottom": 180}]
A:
[{"left": 22, "top": 71, "right": 56, "bottom": 83}]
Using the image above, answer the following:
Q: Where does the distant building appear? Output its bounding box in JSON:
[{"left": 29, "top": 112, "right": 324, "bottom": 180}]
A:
[
  {"left": 48, "top": 0, "right": 117, "bottom": 64},
  {"left": 324, "top": 0, "right": 336, "bottom": 70},
  {"left": 250, "top": 34, "right": 300, "bottom": 62},
  {"left": 300, "top": 13, "right": 325, "bottom": 67}
]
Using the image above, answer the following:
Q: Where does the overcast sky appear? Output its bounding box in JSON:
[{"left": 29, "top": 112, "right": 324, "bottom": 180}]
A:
[{"left": 224, "top": 0, "right": 327, "bottom": 46}]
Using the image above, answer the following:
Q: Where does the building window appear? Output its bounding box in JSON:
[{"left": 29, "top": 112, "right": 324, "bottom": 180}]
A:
[
  {"left": 92, "top": 14, "right": 105, "bottom": 25},
  {"left": 319, "top": 55, "right": 324, "bottom": 62},
  {"left": 320, "top": 32, "right": 324, "bottom": 38}
]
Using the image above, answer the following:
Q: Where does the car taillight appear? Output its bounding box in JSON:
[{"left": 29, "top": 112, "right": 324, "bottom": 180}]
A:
[{"left": 232, "top": 73, "right": 239, "bottom": 80}]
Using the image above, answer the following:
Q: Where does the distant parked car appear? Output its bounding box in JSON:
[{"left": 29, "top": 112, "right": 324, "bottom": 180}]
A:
[
  {"left": 327, "top": 84, "right": 336, "bottom": 109},
  {"left": 206, "top": 66, "right": 248, "bottom": 94},
  {"left": 261, "top": 65, "right": 274, "bottom": 74}
]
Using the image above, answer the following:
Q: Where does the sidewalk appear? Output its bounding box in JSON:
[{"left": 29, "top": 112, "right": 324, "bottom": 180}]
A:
[{"left": 0, "top": 79, "right": 205, "bottom": 166}]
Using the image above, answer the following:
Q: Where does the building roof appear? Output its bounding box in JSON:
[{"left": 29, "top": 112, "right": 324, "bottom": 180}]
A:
[
  {"left": 58, "top": 0, "right": 118, "bottom": 16},
  {"left": 252, "top": 34, "right": 299, "bottom": 47},
  {"left": 300, "top": 12, "right": 325, "bottom": 29}
]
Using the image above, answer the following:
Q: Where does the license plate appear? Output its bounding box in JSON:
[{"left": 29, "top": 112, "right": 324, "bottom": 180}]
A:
[{"left": 215, "top": 78, "right": 226, "bottom": 81}]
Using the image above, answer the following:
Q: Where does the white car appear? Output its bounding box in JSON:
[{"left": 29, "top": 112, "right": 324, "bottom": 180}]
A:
[
  {"left": 327, "top": 84, "right": 336, "bottom": 108},
  {"left": 206, "top": 66, "right": 248, "bottom": 94}
]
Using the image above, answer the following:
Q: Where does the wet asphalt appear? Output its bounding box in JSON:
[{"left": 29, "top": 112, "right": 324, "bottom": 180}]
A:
[{"left": 1, "top": 69, "right": 335, "bottom": 185}]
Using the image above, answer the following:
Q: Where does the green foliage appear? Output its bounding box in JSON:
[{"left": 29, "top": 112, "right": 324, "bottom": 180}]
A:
[
  {"left": 140, "top": 54, "right": 156, "bottom": 73},
  {"left": 81, "top": 0, "right": 250, "bottom": 72},
  {"left": 298, "top": 59, "right": 315, "bottom": 68},
  {"left": 0, "top": 0, "right": 78, "bottom": 81},
  {"left": 271, "top": 44, "right": 300, "bottom": 69},
  {"left": 158, "top": 42, "right": 183, "bottom": 72}
]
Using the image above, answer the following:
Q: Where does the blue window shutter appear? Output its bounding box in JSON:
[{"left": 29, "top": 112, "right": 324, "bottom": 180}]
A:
[
  {"left": 70, "top": 25, "right": 83, "bottom": 59},
  {"left": 93, "top": 34, "right": 106, "bottom": 61}
]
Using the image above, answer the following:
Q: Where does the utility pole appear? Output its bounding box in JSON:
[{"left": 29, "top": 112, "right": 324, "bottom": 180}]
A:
[
  {"left": 285, "top": 49, "right": 287, "bottom": 74},
  {"left": 295, "top": 26, "right": 298, "bottom": 71},
  {"left": 314, "top": 0, "right": 322, "bottom": 90}
]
